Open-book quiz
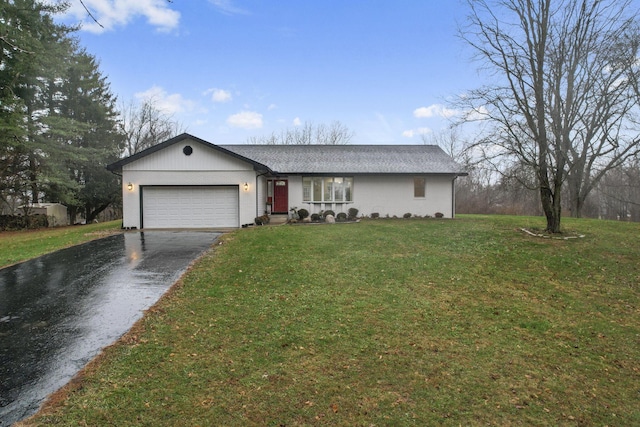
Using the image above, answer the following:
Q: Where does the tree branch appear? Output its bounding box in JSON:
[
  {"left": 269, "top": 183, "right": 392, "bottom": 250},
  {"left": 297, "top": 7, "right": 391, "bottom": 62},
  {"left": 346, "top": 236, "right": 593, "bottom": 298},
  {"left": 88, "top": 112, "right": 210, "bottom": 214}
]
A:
[{"left": 78, "top": 0, "right": 104, "bottom": 29}]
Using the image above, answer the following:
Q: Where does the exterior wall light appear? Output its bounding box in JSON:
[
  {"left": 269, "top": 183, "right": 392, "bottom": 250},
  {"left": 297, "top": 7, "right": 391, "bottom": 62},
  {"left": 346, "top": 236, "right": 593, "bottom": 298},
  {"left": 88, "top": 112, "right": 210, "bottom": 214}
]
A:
[
  {"left": 243, "top": 182, "right": 249, "bottom": 191},
  {"left": 127, "top": 182, "right": 134, "bottom": 191}
]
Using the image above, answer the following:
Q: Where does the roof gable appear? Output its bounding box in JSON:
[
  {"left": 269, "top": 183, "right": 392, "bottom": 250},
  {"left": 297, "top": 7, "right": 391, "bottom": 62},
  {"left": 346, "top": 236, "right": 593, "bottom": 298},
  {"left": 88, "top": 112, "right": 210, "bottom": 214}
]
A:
[{"left": 107, "top": 134, "right": 272, "bottom": 173}]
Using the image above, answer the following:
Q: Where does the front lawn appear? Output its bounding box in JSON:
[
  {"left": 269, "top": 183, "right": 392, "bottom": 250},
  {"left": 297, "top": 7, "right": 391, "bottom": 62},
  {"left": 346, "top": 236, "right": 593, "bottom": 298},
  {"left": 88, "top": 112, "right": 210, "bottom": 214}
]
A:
[
  {"left": 21, "top": 216, "right": 640, "bottom": 426},
  {"left": 0, "top": 220, "right": 123, "bottom": 267}
]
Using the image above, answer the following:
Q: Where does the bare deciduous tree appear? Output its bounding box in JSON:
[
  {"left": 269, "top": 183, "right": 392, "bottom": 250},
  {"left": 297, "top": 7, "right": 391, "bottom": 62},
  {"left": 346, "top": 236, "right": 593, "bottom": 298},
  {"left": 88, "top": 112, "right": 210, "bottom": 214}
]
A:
[
  {"left": 248, "top": 121, "right": 354, "bottom": 145},
  {"left": 120, "top": 97, "right": 185, "bottom": 157},
  {"left": 595, "top": 156, "right": 640, "bottom": 221},
  {"left": 458, "top": 0, "right": 640, "bottom": 232},
  {"left": 420, "top": 128, "right": 465, "bottom": 159}
]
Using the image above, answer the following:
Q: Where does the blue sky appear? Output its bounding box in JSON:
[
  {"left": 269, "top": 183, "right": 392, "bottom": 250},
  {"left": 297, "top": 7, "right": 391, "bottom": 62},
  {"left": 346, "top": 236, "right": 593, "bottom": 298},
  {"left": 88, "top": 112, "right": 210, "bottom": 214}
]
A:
[{"left": 60, "top": 0, "right": 480, "bottom": 144}]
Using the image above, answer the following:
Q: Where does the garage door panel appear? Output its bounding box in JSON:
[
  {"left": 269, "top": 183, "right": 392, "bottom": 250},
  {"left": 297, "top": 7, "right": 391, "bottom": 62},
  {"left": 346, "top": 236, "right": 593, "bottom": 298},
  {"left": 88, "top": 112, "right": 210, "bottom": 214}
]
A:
[{"left": 142, "top": 186, "right": 238, "bottom": 228}]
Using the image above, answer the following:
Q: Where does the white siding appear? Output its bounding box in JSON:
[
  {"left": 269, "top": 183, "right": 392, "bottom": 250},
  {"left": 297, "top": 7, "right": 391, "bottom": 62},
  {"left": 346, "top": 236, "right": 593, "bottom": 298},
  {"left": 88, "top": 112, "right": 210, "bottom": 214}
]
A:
[
  {"left": 125, "top": 140, "right": 250, "bottom": 172},
  {"left": 286, "top": 174, "right": 456, "bottom": 218},
  {"left": 256, "top": 175, "right": 268, "bottom": 217}
]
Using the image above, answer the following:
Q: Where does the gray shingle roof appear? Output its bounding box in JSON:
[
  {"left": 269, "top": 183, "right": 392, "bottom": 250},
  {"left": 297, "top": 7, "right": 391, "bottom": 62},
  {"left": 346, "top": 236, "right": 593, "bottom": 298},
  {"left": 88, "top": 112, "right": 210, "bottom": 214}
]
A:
[
  {"left": 106, "top": 133, "right": 467, "bottom": 175},
  {"left": 220, "top": 144, "right": 467, "bottom": 175}
]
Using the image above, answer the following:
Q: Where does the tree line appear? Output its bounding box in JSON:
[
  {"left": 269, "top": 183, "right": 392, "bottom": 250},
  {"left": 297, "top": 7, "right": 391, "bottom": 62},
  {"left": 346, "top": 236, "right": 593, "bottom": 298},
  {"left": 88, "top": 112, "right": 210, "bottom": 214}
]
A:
[
  {"left": 1, "top": 0, "right": 180, "bottom": 224},
  {"left": 4, "top": 0, "right": 639, "bottom": 230},
  {"left": 453, "top": 150, "right": 640, "bottom": 222},
  {"left": 451, "top": 0, "right": 640, "bottom": 230},
  {"left": 0, "top": 1, "right": 349, "bottom": 227}
]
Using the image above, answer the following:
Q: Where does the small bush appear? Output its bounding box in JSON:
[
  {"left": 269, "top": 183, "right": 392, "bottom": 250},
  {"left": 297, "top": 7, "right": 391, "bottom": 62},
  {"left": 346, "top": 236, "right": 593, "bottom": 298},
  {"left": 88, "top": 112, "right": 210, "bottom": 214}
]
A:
[
  {"left": 336, "top": 212, "right": 347, "bottom": 221},
  {"left": 348, "top": 207, "right": 359, "bottom": 219},
  {"left": 403, "top": 212, "right": 412, "bottom": 219},
  {"left": 435, "top": 212, "right": 444, "bottom": 218},
  {"left": 323, "top": 210, "right": 335, "bottom": 218},
  {"left": 297, "top": 208, "right": 309, "bottom": 220},
  {"left": 0, "top": 214, "right": 48, "bottom": 231},
  {"left": 310, "top": 213, "right": 322, "bottom": 222},
  {"left": 370, "top": 212, "right": 380, "bottom": 219}
]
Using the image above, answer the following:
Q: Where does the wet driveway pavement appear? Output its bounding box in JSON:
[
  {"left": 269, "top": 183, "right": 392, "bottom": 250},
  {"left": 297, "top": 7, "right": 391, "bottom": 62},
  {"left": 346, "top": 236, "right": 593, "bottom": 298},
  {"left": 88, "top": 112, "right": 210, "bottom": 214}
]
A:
[{"left": 0, "top": 231, "right": 220, "bottom": 426}]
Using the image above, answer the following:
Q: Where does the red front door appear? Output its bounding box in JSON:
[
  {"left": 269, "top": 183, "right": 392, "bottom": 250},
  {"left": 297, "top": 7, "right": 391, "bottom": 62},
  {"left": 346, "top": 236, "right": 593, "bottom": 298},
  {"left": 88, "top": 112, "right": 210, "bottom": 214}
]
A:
[{"left": 272, "top": 179, "right": 288, "bottom": 213}]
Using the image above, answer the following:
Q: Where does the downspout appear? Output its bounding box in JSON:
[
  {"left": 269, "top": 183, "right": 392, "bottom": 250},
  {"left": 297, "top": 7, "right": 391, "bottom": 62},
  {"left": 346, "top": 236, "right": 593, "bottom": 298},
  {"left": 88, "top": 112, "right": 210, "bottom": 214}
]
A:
[
  {"left": 255, "top": 170, "right": 270, "bottom": 218},
  {"left": 452, "top": 176, "right": 457, "bottom": 218}
]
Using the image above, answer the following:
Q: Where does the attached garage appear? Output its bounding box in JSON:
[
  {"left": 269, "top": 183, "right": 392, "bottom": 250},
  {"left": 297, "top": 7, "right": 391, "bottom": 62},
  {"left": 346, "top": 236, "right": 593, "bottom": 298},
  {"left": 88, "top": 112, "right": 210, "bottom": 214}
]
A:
[{"left": 142, "top": 186, "right": 239, "bottom": 229}]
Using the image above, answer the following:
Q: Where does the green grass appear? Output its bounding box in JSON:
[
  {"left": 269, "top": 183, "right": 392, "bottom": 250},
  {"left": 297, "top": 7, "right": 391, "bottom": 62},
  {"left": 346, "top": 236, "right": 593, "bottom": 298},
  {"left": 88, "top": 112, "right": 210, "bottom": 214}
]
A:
[
  {"left": 18, "top": 216, "right": 640, "bottom": 426},
  {"left": 0, "top": 220, "right": 123, "bottom": 267}
]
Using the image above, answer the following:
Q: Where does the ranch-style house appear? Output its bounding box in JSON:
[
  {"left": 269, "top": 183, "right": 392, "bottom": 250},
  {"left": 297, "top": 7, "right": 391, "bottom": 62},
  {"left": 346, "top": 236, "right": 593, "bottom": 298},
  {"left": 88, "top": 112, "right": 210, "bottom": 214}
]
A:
[{"left": 107, "top": 133, "right": 467, "bottom": 229}]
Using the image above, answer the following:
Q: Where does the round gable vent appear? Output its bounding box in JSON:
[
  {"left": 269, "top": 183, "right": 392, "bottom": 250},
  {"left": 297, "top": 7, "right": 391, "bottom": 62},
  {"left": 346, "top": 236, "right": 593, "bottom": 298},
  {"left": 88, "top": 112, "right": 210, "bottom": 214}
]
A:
[{"left": 183, "top": 145, "right": 193, "bottom": 156}]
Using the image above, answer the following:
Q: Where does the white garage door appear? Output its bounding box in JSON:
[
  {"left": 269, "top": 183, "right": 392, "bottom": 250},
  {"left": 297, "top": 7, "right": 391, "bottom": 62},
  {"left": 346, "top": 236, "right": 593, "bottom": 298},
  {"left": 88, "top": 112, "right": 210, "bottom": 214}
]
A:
[{"left": 142, "top": 186, "right": 239, "bottom": 228}]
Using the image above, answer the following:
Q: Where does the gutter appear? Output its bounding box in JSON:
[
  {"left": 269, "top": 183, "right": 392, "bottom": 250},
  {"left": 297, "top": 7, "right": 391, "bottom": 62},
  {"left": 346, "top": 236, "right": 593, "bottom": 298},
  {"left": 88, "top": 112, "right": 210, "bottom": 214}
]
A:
[
  {"left": 255, "top": 170, "right": 270, "bottom": 218},
  {"left": 452, "top": 176, "right": 457, "bottom": 218}
]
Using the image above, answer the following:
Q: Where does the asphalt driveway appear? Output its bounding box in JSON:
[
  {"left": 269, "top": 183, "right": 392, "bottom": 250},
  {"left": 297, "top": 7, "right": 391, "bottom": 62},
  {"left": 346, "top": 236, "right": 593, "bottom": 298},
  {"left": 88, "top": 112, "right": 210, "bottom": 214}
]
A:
[{"left": 0, "top": 231, "right": 220, "bottom": 426}]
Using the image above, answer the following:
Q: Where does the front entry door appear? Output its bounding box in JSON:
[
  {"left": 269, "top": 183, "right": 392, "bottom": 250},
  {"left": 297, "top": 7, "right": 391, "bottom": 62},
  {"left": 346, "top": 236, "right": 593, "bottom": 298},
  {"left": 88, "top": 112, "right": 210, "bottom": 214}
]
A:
[{"left": 272, "top": 179, "right": 288, "bottom": 213}]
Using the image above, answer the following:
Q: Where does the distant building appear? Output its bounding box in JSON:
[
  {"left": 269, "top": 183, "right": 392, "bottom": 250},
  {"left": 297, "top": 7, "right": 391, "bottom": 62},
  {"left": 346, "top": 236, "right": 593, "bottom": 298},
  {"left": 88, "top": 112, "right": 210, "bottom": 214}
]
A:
[{"left": 18, "top": 203, "right": 69, "bottom": 227}]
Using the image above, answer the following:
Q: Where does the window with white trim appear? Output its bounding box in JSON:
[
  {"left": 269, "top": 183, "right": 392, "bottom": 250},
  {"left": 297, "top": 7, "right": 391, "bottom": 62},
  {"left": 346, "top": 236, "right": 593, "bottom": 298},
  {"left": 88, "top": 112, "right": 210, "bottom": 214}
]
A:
[{"left": 303, "top": 177, "right": 353, "bottom": 202}]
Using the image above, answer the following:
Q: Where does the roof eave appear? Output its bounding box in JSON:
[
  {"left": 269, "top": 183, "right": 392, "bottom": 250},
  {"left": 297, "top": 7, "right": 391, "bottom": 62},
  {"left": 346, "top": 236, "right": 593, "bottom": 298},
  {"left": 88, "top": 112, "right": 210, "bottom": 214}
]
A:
[{"left": 269, "top": 171, "right": 468, "bottom": 175}]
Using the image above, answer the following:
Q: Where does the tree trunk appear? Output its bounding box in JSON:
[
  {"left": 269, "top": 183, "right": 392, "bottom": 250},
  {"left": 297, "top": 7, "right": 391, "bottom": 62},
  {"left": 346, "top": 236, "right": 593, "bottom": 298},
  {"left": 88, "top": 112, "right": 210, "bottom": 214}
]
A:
[
  {"left": 572, "top": 195, "right": 584, "bottom": 219},
  {"left": 550, "top": 196, "right": 562, "bottom": 233},
  {"left": 86, "top": 202, "right": 110, "bottom": 223},
  {"left": 567, "top": 170, "right": 584, "bottom": 218},
  {"left": 540, "top": 186, "right": 562, "bottom": 233},
  {"left": 539, "top": 159, "right": 563, "bottom": 233},
  {"left": 29, "top": 155, "right": 38, "bottom": 205},
  {"left": 68, "top": 206, "right": 77, "bottom": 225}
]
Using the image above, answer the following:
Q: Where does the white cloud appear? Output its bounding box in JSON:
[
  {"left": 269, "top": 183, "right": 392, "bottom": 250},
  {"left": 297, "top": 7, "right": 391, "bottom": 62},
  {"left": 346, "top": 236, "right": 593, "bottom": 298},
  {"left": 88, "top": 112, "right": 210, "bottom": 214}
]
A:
[
  {"left": 209, "top": 0, "right": 249, "bottom": 15},
  {"left": 205, "top": 88, "right": 232, "bottom": 103},
  {"left": 227, "top": 111, "right": 263, "bottom": 129},
  {"left": 402, "top": 127, "right": 432, "bottom": 138},
  {"left": 135, "top": 85, "right": 194, "bottom": 115},
  {"left": 466, "top": 105, "right": 490, "bottom": 121},
  {"left": 413, "top": 104, "right": 459, "bottom": 119},
  {"left": 65, "top": 0, "right": 180, "bottom": 33},
  {"left": 267, "top": 104, "right": 278, "bottom": 111},
  {"left": 292, "top": 117, "right": 302, "bottom": 126}
]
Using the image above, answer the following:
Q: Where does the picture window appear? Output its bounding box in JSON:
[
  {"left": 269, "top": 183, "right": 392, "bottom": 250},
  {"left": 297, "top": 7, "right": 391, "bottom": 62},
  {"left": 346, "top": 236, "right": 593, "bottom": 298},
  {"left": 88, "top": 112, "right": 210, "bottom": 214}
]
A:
[{"left": 303, "top": 177, "right": 353, "bottom": 202}]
